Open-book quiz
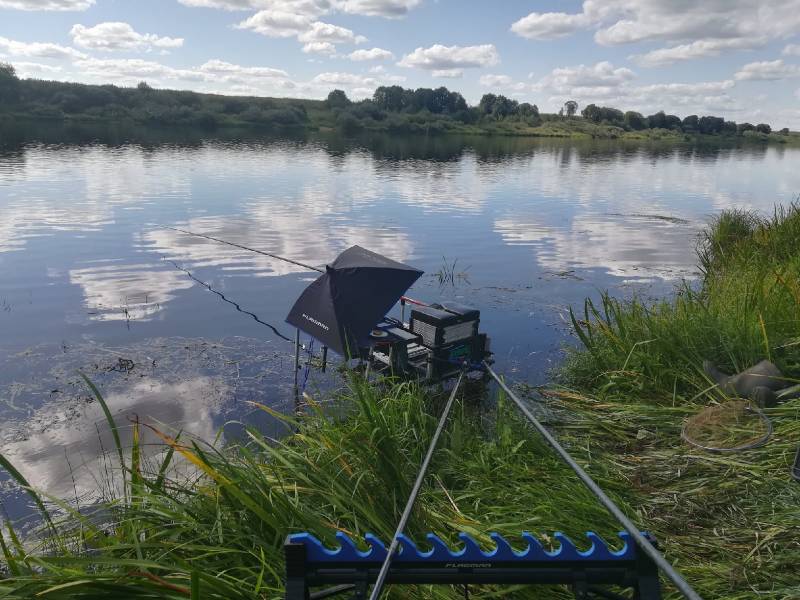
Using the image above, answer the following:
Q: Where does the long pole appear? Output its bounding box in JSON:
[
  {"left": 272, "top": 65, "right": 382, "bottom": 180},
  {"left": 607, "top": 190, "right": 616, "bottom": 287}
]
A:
[
  {"left": 368, "top": 371, "right": 464, "bottom": 600},
  {"left": 483, "top": 362, "right": 702, "bottom": 600},
  {"left": 159, "top": 225, "right": 325, "bottom": 273}
]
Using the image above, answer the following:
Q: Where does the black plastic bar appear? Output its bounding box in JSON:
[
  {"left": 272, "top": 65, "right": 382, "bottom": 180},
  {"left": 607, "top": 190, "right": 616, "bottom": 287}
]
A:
[
  {"left": 483, "top": 362, "right": 701, "bottom": 600},
  {"left": 367, "top": 371, "right": 464, "bottom": 600}
]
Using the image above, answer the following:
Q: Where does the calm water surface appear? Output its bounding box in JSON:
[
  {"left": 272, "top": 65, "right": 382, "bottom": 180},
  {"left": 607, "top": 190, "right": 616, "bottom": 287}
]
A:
[{"left": 1, "top": 125, "right": 798, "bottom": 518}]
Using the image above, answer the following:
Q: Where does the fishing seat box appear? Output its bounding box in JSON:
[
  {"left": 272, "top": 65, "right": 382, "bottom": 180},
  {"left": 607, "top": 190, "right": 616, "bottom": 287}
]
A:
[{"left": 409, "top": 303, "right": 479, "bottom": 348}]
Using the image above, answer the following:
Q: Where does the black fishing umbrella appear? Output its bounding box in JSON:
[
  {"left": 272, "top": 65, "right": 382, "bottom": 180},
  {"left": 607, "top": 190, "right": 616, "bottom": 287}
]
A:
[{"left": 286, "top": 246, "right": 423, "bottom": 356}]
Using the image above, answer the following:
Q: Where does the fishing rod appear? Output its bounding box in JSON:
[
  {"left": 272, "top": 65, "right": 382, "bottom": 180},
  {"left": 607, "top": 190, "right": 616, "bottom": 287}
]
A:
[
  {"left": 368, "top": 370, "right": 465, "bottom": 600},
  {"left": 164, "top": 257, "right": 294, "bottom": 342},
  {"left": 483, "top": 362, "right": 702, "bottom": 600},
  {"left": 158, "top": 225, "right": 325, "bottom": 273}
]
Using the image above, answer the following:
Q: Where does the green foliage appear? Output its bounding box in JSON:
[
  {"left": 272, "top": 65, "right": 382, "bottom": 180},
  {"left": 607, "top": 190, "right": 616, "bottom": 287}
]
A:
[
  {"left": 563, "top": 204, "right": 800, "bottom": 398},
  {"left": 372, "top": 85, "right": 468, "bottom": 115},
  {"left": 0, "top": 76, "right": 310, "bottom": 129},
  {"left": 0, "top": 61, "right": 20, "bottom": 103},
  {"left": 0, "top": 376, "right": 625, "bottom": 599},
  {"left": 325, "top": 89, "right": 350, "bottom": 110},
  {"left": 0, "top": 65, "right": 791, "bottom": 140}
]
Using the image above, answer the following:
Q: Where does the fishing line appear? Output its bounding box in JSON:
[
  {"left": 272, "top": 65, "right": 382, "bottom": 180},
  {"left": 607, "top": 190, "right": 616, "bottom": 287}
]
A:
[
  {"left": 164, "top": 257, "right": 294, "bottom": 343},
  {"left": 369, "top": 370, "right": 465, "bottom": 600},
  {"left": 158, "top": 225, "right": 325, "bottom": 273},
  {"left": 484, "top": 362, "right": 702, "bottom": 600}
]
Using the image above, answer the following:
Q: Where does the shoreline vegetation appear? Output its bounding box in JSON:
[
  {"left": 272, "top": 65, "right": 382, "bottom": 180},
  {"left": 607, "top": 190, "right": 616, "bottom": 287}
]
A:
[
  {"left": 1, "top": 62, "right": 798, "bottom": 144},
  {"left": 1, "top": 206, "right": 799, "bottom": 598}
]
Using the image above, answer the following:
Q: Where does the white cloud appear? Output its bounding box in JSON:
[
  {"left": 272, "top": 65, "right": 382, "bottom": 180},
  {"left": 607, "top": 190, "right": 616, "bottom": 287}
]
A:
[
  {"left": 235, "top": 10, "right": 313, "bottom": 38},
  {"left": 73, "top": 57, "right": 205, "bottom": 82},
  {"left": 179, "top": 0, "right": 420, "bottom": 18},
  {"left": 348, "top": 47, "right": 393, "bottom": 61},
  {"left": 178, "top": 0, "right": 331, "bottom": 13},
  {"left": 334, "top": 0, "right": 420, "bottom": 18},
  {"left": 311, "top": 71, "right": 376, "bottom": 87},
  {"left": 432, "top": 68, "right": 462, "bottom": 78},
  {"left": 297, "top": 21, "right": 366, "bottom": 45},
  {"left": 796, "top": 88, "right": 800, "bottom": 100},
  {"left": 546, "top": 61, "right": 635, "bottom": 90},
  {"left": 510, "top": 11, "right": 589, "bottom": 40},
  {"left": 198, "top": 59, "right": 288, "bottom": 79},
  {"left": 735, "top": 59, "right": 800, "bottom": 81},
  {"left": 511, "top": 1, "right": 800, "bottom": 66},
  {"left": 784, "top": 43, "right": 800, "bottom": 56},
  {"left": 70, "top": 22, "right": 184, "bottom": 52},
  {"left": 633, "top": 39, "right": 756, "bottom": 67},
  {"left": 0, "top": 35, "right": 86, "bottom": 60},
  {"left": 0, "top": 0, "right": 92, "bottom": 9},
  {"left": 236, "top": 11, "right": 367, "bottom": 55},
  {"left": 479, "top": 73, "right": 536, "bottom": 93},
  {"left": 9, "top": 61, "right": 63, "bottom": 77},
  {"left": 479, "top": 74, "right": 512, "bottom": 87},
  {"left": 398, "top": 44, "right": 499, "bottom": 70},
  {"left": 302, "top": 41, "right": 336, "bottom": 55}
]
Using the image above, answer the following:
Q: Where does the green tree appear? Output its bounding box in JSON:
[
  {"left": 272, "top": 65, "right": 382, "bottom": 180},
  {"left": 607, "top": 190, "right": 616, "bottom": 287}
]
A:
[
  {"left": 647, "top": 111, "right": 667, "bottom": 129},
  {"left": 517, "top": 102, "right": 539, "bottom": 118},
  {"left": 699, "top": 115, "right": 725, "bottom": 134},
  {"left": 325, "top": 89, "right": 351, "bottom": 109},
  {"left": 372, "top": 85, "right": 406, "bottom": 111},
  {"left": 756, "top": 123, "right": 771, "bottom": 134},
  {"left": 0, "top": 61, "right": 20, "bottom": 104},
  {"left": 581, "top": 103, "right": 601, "bottom": 122},
  {"left": 682, "top": 114, "right": 699, "bottom": 132},
  {"left": 624, "top": 111, "right": 647, "bottom": 130},
  {"left": 563, "top": 100, "right": 578, "bottom": 118},
  {"left": 478, "top": 93, "right": 497, "bottom": 115},
  {"left": 737, "top": 122, "right": 755, "bottom": 134},
  {"left": 663, "top": 114, "right": 682, "bottom": 130}
]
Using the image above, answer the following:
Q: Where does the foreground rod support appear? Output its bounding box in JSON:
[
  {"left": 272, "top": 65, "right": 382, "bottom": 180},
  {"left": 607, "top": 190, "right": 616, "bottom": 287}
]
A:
[
  {"left": 368, "top": 371, "right": 465, "bottom": 600},
  {"left": 483, "top": 362, "right": 701, "bottom": 600}
]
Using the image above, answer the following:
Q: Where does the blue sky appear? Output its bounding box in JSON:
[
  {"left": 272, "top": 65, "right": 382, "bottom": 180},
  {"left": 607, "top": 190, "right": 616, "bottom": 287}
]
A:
[{"left": 2, "top": 0, "right": 800, "bottom": 128}]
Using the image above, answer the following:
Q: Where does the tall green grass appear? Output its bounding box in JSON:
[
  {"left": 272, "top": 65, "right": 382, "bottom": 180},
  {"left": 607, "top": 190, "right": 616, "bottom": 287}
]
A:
[
  {"left": 564, "top": 203, "right": 800, "bottom": 398},
  {"left": 0, "top": 377, "right": 629, "bottom": 599},
  {"left": 557, "top": 203, "right": 800, "bottom": 598}
]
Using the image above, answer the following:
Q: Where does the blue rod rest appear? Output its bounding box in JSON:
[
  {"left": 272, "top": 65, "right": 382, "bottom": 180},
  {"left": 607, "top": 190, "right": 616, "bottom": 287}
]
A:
[
  {"left": 287, "top": 531, "right": 638, "bottom": 563},
  {"left": 284, "top": 530, "right": 663, "bottom": 599}
]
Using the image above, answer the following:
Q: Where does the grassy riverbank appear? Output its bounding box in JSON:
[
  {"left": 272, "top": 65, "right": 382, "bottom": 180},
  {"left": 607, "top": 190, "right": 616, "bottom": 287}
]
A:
[{"left": 1, "top": 207, "right": 800, "bottom": 598}]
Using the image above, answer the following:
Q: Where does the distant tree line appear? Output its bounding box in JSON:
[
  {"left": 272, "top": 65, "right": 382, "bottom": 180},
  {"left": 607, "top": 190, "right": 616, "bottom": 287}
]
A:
[
  {"left": 0, "top": 62, "right": 309, "bottom": 129},
  {"left": 1, "top": 61, "right": 789, "bottom": 137},
  {"left": 325, "top": 86, "right": 542, "bottom": 134},
  {"left": 581, "top": 103, "right": 781, "bottom": 136}
]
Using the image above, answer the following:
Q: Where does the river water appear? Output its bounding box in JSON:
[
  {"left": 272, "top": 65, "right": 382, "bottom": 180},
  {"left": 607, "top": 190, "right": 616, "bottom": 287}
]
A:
[{"left": 1, "top": 124, "right": 798, "bottom": 519}]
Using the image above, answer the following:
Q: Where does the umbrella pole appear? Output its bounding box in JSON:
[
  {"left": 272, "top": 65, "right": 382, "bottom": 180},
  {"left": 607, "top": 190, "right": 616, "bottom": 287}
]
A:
[
  {"left": 321, "top": 346, "right": 328, "bottom": 372},
  {"left": 294, "top": 328, "right": 301, "bottom": 411}
]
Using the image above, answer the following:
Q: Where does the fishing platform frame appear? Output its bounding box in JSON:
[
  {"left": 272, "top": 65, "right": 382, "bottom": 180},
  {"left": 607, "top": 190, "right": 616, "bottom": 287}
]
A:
[{"left": 284, "top": 531, "right": 662, "bottom": 599}]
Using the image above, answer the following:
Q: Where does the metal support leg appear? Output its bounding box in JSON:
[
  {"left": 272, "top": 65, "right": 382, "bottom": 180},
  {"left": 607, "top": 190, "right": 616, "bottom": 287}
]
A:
[
  {"left": 294, "top": 328, "right": 301, "bottom": 411},
  {"left": 321, "top": 346, "right": 328, "bottom": 372},
  {"left": 284, "top": 541, "right": 310, "bottom": 600},
  {"left": 634, "top": 544, "right": 663, "bottom": 600}
]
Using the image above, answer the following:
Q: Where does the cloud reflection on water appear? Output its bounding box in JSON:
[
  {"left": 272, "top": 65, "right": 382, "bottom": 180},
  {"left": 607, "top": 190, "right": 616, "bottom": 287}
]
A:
[{"left": 0, "top": 376, "right": 226, "bottom": 501}]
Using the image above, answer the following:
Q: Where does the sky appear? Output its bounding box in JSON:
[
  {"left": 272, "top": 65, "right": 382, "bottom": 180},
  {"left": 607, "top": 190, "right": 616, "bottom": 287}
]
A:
[{"left": 1, "top": 0, "right": 800, "bottom": 128}]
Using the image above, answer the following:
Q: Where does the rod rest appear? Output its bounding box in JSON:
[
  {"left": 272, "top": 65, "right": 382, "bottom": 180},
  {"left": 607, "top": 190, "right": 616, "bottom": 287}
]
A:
[
  {"left": 284, "top": 531, "right": 663, "bottom": 599},
  {"left": 288, "top": 531, "right": 640, "bottom": 563}
]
